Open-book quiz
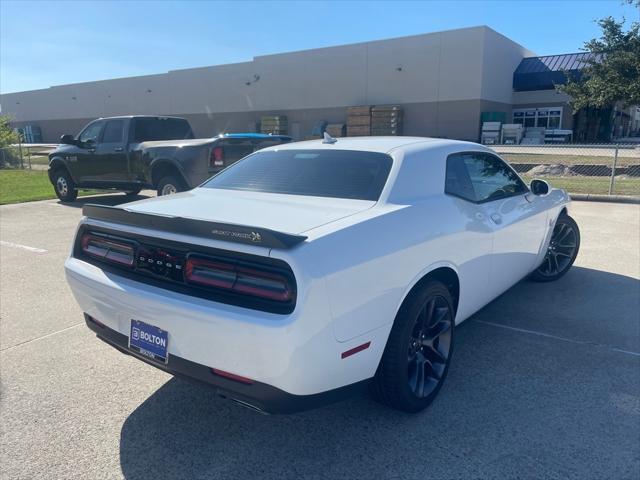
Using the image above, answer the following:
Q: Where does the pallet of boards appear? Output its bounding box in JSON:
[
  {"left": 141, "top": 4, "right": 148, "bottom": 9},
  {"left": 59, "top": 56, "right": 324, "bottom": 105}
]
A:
[
  {"left": 371, "top": 112, "right": 402, "bottom": 122},
  {"left": 372, "top": 107, "right": 403, "bottom": 120},
  {"left": 346, "top": 115, "right": 371, "bottom": 127},
  {"left": 325, "top": 124, "right": 346, "bottom": 137},
  {"left": 260, "top": 116, "right": 288, "bottom": 130},
  {"left": 261, "top": 115, "right": 288, "bottom": 123},
  {"left": 371, "top": 105, "right": 402, "bottom": 113},
  {"left": 347, "top": 105, "right": 371, "bottom": 116},
  {"left": 371, "top": 117, "right": 403, "bottom": 127},
  {"left": 346, "top": 125, "right": 371, "bottom": 136},
  {"left": 371, "top": 127, "right": 403, "bottom": 136}
]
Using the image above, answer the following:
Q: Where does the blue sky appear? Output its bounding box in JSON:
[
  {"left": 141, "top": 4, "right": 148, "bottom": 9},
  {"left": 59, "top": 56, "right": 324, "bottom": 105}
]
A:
[{"left": 1, "top": 0, "right": 637, "bottom": 94}]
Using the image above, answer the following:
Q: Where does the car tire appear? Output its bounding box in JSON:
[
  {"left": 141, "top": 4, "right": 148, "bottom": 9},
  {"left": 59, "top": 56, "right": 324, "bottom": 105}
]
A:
[
  {"left": 157, "top": 175, "right": 186, "bottom": 196},
  {"left": 530, "top": 214, "right": 580, "bottom": 282},
  {"left": 125, "top": 188, "right": 142, "bottom": 196},
  {"left": 52, "top": 169, "right": 78, "bottom": 202},
  {"left": 371, "top": 280, "right": 455, "bottom": 413}
]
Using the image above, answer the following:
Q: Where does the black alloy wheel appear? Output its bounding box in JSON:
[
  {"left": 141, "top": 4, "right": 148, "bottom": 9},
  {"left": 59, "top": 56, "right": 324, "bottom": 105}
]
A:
[
  {"left": 531, "top": 214, "right": 580, "bottom": 282},
  {"left": 407, "top": 295, "right": 453, "bottom": 398},
  {"left": 371, "top": 281, "right": 455, "bottom": 413}
]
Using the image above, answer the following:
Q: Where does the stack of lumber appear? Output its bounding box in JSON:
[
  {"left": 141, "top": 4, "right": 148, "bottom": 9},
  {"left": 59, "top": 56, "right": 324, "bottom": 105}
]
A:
[
  {"left": 260, "top": 115, "right": 288, "bottom": 135},
  {"left": 371, "top": 105, "right": 403, "bottom": 135},
  {"left": 325, "top": 123, "right": 346, "bottom": 137},
  {"left": 346, "top": 106, "right": 371, "bottom": 136}
]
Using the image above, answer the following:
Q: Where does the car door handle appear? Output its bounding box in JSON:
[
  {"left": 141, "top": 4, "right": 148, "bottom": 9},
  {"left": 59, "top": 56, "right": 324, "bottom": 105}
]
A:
[
  {"left": 490, "top": 213, "right": 502, "bottom": 224},
  {"left": 114, "top": 147, "right": 124, "bottom": 152},
  {"left": 87, "top": 148, "right": 96, "bottom": 153}
]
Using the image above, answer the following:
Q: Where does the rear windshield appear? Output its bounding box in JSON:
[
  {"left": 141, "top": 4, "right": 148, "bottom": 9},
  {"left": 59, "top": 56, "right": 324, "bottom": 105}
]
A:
[
  {"left": 133, "top": 118, "right": 195, "bottom": 142},
  {"left": 203, "top": 149, "right": 392, "bottom": 201}
]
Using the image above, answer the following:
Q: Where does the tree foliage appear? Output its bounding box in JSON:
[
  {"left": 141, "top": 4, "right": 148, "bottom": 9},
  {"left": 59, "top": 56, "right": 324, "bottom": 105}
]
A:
[
  {"left": 559, "top": 16, "right": 640, "bottom": 111},
  {"left": 0, "top": 115, "right": 19, "bottom": 148}
]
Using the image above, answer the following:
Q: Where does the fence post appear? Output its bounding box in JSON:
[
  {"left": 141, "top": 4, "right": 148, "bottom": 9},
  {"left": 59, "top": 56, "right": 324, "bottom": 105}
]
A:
[
  {"left": 608, "top": 145, "right": 619, "bottom": 195},
  {"left": 18, "top": 140, "right": 24, "bottom": 169}
]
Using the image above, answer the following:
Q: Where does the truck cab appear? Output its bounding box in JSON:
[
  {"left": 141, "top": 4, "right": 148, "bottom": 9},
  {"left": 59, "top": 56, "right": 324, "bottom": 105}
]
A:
[{"left": 48, "top": 116, "right": 291, "bottom": 201}]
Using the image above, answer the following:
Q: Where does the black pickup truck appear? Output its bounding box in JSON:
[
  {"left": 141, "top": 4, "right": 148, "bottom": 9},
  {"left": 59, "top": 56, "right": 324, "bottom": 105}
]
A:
[{"left": 48, "top": 115, "right": 291, "bottom": 201}]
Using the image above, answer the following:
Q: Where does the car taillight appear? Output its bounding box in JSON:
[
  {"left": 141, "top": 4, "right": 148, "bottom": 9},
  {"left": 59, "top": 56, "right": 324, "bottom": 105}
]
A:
[
  {"left": 185, "top": 255, "right": 293, "bottom": 302},
  {"left": 210, "top": 147, "right": 224, "bottom": 167},
  {"left": 80, "top": 233, "right": 135, "bottom": 267}
]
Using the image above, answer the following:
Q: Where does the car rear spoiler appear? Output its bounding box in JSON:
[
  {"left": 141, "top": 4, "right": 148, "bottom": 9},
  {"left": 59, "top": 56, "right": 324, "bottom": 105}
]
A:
[{"left": 82, "top": 204, "right": 307, "bottom": 249}]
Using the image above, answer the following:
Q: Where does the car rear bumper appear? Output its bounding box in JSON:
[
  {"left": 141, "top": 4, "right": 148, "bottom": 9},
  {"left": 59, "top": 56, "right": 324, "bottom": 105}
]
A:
[
  {"left": 84, "top": 314, "right": 367, "bottom": 414},
  {"left": 66, "top": 255, "right": 385, "bottom": 399}
]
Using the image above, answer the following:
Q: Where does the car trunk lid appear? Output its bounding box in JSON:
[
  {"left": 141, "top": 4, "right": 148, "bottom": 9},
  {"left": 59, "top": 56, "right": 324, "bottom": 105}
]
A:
[{"left": 120, "top": 187, "right": 376, "bottom": 236}]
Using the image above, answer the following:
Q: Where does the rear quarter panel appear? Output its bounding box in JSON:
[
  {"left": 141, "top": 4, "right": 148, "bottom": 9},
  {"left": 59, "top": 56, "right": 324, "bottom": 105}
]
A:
[{"left": 272, "top": 194, "right": 494, "bottom": 344}]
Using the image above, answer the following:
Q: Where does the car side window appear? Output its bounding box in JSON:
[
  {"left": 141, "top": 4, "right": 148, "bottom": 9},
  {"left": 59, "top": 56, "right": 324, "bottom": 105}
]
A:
[
  {"left": 78, "top": 121, "right": 104, "bottom": 144},
  {"left": 445, "top": 153, "right": 476, "bottom": 202},
  {"left": 446, "top": 152, "right": 528, "bottom": 203},
  {"left": 101, "top": 120, "right": 124, "bottom": 144}
]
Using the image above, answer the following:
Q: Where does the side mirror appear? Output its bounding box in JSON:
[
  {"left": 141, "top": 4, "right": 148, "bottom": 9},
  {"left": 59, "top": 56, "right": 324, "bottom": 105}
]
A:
[
  {"left": 530, "top": 179, "right": 550, "bottom": 196},
  {"left": 60, "top": 134, "right": 76, "bottom": 145},
  {"left": 83, "top": 139, "right": 96, "bottom": 149}
]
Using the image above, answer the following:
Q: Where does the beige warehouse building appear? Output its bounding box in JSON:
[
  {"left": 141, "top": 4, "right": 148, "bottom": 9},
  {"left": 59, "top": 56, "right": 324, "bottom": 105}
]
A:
[{"left": 0, "top": 26, "right": 626, "bottom": 143}]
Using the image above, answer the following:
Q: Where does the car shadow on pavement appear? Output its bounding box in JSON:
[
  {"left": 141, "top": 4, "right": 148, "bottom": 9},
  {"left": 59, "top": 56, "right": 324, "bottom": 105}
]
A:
[
  {"left": 118, "top": 266, "right": 640, "bottom": 480},
  {"left": 58, "top": 193, "right": 152, "bottom": 208}
]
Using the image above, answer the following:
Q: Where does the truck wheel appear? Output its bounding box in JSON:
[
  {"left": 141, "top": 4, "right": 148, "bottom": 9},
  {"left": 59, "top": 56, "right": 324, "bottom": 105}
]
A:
[
  {"left": 157, "top": 176, "right": 186, "bottom": 196},
  {"left": 52, "top": 169, "right": 78, "bottom": 202}
]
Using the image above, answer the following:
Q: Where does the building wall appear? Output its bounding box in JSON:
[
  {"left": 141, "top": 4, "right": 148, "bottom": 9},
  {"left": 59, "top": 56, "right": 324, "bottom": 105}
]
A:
[
  {"left": 481, "top": 29, "right": 535, "bottom": 104},
  {"left": 10, "top": 99, "right": 488, "bottom": 143},
  {"left": 1, "top": 26, "right": 533, "bottom": 143}
]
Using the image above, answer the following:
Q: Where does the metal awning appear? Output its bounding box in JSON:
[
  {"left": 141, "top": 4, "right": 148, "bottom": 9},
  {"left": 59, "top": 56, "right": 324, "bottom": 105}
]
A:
[{"left": 513, "top": 52, "right": 600, "bottom": 91}]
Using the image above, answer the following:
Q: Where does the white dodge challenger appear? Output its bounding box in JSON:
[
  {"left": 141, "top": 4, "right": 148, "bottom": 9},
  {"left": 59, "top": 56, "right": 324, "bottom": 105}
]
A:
[{"left": 65, "top": 135, "right": 580, "bottom": 413}]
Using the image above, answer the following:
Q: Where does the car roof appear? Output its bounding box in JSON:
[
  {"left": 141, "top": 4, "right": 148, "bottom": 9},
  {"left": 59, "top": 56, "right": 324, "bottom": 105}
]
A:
[{"left": 262, "top": 136, "right": 478, "bottom": 154}]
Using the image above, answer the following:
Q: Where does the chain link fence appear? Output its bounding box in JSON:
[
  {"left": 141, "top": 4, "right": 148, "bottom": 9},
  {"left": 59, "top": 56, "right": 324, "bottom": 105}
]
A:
[
  {"left": 492, "top": 144, "right": 640, "bottom": 198},
  {"left": 0, "top": 144, "right": 54, "bottom": 170},
  {"left": 1, "top": 142, "right": 639, "bottom": 198}
]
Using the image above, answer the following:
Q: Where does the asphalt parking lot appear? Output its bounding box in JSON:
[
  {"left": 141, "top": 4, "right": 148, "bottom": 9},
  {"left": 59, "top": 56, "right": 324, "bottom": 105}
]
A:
[{"left": 1, "top": 194, "right": 638, "bottom": 480}]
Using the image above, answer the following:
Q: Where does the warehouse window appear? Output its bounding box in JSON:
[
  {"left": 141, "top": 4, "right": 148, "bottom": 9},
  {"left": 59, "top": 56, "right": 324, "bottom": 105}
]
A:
[{"left": 512, "top": 108, "right": 562, "bottom": 129}]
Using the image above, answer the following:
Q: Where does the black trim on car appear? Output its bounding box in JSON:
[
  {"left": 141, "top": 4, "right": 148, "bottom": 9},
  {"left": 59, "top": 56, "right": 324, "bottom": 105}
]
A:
[
  {"left": 83, "top": 204, "right": 307, "bottom": 249},
  {"left": 74, "top": 225, "right": 297, "bottom": 314},
  {"left": 84, "top": 314, "right": 369, "bottom": 414}
]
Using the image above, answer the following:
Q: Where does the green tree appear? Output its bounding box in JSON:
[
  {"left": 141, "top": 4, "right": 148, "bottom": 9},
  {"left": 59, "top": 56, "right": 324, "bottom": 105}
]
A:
[
  {"left": 0, "top": 115, "right": 19, "bottom": 148},
  {"left": 559, "top": 16, "right": 640, "bottom": 110}
]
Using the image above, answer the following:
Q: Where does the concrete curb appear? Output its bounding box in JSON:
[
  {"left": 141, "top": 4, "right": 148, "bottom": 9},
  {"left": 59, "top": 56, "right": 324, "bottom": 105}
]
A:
[{"left": 571, "top": 194, "right": 640, "bottom": 205}]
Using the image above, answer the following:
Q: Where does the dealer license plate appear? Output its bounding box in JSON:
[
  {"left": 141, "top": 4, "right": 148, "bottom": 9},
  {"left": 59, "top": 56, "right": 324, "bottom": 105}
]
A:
[{"left": 129, "top": 320, "right": 169, "bottom": 364}]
